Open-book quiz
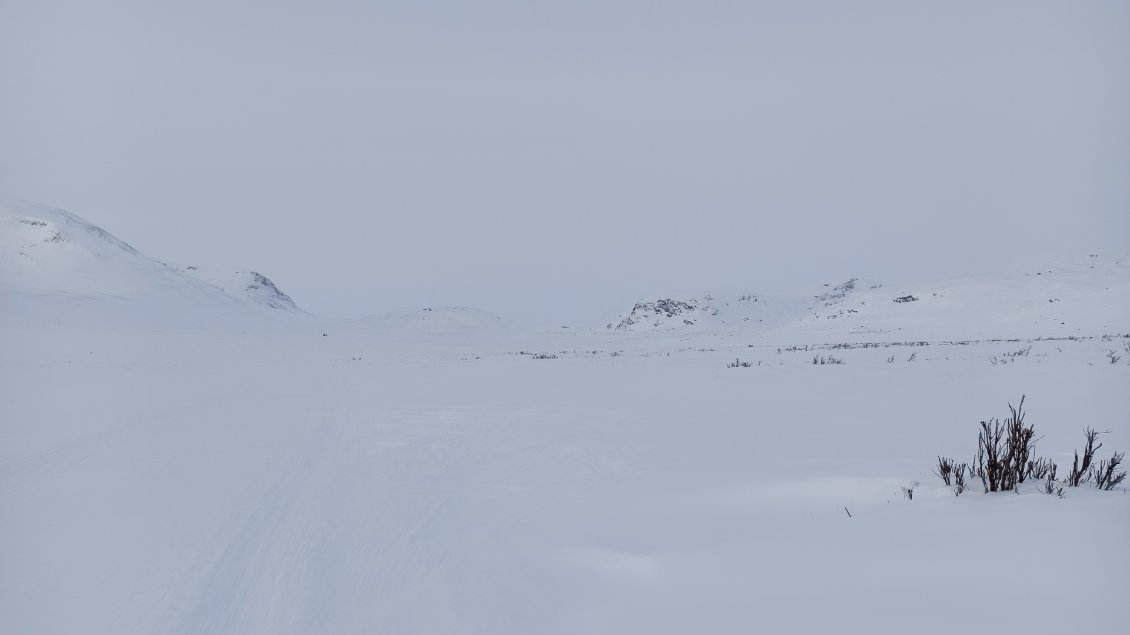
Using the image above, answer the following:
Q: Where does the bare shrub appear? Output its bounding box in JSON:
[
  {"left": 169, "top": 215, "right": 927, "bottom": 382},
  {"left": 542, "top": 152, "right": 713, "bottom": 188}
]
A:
[
  {"left": 1042, "top": 473, "right": 1065, "bottom": 498},
  {"left": 1028, "top": 457, "right": 1055, "bottom": 480},
  {"left": 990, "top": 346, "right": 1033, "bottom": 366},
  {"left": 934, "top": 456, "right": 956, "bottom": 486},
  {"left": 976, "top": 419, "right": 1008, "bottom": 492},
  {"left": 1066, "top": 428, "right": 1101, "bottom": 487},
  {"left": 936, "top": 398, "right": 1125, "bottom": 496},
  {"left": 953, "top": 463, "right": 968, "bottom": 496},
  {"left": 970, "top": 396, "right": 1037, "bottom": 492},
  {"left": 811, "top": 355, "right": 845, "bottom": 365},
  {"left": 1093, "top": 451, "right": 1126, "bottom": 491},
  {"left": 1005, "top": 397, "right": 1036, "bottom": 483}
]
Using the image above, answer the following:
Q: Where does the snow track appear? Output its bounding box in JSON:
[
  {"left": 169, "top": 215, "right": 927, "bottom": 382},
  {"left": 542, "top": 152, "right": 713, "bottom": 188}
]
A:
[{"left": 163, "top": 411, "right": 337, "bottom": 635}]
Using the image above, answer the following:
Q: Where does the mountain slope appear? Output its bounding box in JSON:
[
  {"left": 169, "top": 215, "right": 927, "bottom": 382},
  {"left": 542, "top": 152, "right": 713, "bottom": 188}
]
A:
[
  {"left": 779, "top": 257, "right": 1130, "bottom": 341},
  {"left": 604, "top": 277, "right": 875, "bottom": 334},
  {"left": 605, "top": 259, "right": 1130, "bottom": 340},
  {"left": 0, "top": 198, "right": 301, "bottom": 323},
  {"left": 178, "top": 266, "right": 301, "bottom": 311}
]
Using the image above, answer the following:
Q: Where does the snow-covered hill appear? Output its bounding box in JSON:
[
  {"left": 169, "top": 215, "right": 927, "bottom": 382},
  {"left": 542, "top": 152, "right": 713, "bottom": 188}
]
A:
[
  {"left": 606, "top": 259, "right": 1130, "bottom": 340},
  {"left": 608, "top": 295, "right": 766, "bottom": 330},
  {"left": 604, "top": 278, "right": 884, "bottom": 333},
  {"left": 779, "top": 257, "right": 1130, "bottom": 341},
  {"left": 178, "top": 266, "right": 301, "bottom": 311},
  {"left": 0, "top": 198, "right": 302, "bottom": 323}
]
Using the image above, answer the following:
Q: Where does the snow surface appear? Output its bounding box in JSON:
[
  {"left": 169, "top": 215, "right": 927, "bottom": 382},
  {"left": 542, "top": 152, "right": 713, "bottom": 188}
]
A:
[
  {"left": 2, "top": 202, "right": 1129, "bottom": 635},
  {"left": 365, "top": 306, "right": 506, "bottom": 334}
]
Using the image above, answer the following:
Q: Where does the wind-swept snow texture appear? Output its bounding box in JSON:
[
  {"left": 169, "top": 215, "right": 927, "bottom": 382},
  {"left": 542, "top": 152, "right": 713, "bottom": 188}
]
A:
[{"left": 1, "top": 201, "right": 1128, "bottom": 635}]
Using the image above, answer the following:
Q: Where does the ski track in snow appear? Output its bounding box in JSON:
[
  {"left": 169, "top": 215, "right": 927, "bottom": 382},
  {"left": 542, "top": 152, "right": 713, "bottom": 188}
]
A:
[
  {"left": 140, "top": 397, "right": 520, "bottom": 635},
  {"left": 159, "top": 411, "right": 337, "bottom": 635}
]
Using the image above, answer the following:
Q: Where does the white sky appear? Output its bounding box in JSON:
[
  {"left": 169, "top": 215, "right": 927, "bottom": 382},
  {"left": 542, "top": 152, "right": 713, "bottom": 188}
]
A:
[{"left": 3, "top": 1, "right": 1128, "bottom": 325}]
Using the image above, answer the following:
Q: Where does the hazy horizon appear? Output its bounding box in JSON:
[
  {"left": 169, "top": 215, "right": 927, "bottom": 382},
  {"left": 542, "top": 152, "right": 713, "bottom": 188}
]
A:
[{"left": 3, "top": 1, "right": 1128, "bottom": 325}]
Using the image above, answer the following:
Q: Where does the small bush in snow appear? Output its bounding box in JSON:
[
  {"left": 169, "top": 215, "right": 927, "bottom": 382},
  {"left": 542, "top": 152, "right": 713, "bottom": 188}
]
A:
[
  {"left": 936, "top": 396, "right": 1048, "bottom": 493},
  {"left": 1042, "top": 474, "right": 1065, "bottom": 498},
  {"left": 936, "top": 457, "right": 971, "bottom": 495},
  {"left": 952, "top": 463, "right": 968, "bottom": 496},
  {"left": 1066, "top": 429, "right": 1127, "bottom": 490},
  {"left": 934, "top": 456, "right": 956, "bottom": 486},
  {"left": 1093, "top": 452, "right": 1126, "bottom": 490},
  {"left": 1066, "top": 428, "right": 1101, "bottom": 487},
  {"left": 1028, "top": 457, "right": 1055, "bottom": 480},
  {"left": 972, "top": 396, "right": 1037, "bottom": 493},
  {"left": 811, "top": 355, "right": 845, "bottom": 365},
  {"left": 937, "top": 401, "right": 1127, "bottom": 495}
]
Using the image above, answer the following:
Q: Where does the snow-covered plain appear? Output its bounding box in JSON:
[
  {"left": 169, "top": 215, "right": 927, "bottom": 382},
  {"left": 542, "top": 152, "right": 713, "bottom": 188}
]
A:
[{"left": 2, "top": 201, "right": 1128, "bottom": 634}]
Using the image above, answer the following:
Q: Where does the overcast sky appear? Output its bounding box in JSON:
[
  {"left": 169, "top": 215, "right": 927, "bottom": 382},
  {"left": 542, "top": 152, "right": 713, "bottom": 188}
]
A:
[{"left": 2, "top": 1, "right": 1128, "bottom": 325}]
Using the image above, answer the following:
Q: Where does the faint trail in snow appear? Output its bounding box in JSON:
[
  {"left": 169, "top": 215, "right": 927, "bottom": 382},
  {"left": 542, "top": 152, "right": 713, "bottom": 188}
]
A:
[{"left": 152, "top": 408, "right": 339, "bottom": 635}]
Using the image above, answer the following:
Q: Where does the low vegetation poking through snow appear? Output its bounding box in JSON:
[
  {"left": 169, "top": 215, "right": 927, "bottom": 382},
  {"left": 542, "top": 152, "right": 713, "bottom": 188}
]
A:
[{"left": 934, "top": 396, "right": 1127, "bottom": 496}]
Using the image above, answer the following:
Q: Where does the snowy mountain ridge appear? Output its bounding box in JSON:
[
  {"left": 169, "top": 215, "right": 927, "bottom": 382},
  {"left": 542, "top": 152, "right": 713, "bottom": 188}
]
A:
[
  {"left": 606, "top": 259, "right": 1130, "bottom": 340},
  {"left": 605, "top": 277, "right": 873, "bottom": 333},
  {"left": 177, "top": 265, "right": 301, "bottom": 312},
  {"left": 0, "top": 198, "right": 302, "bottom": 317},
  {"left": 607, "top": 294, "right": 777, "bottom": 331}
]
